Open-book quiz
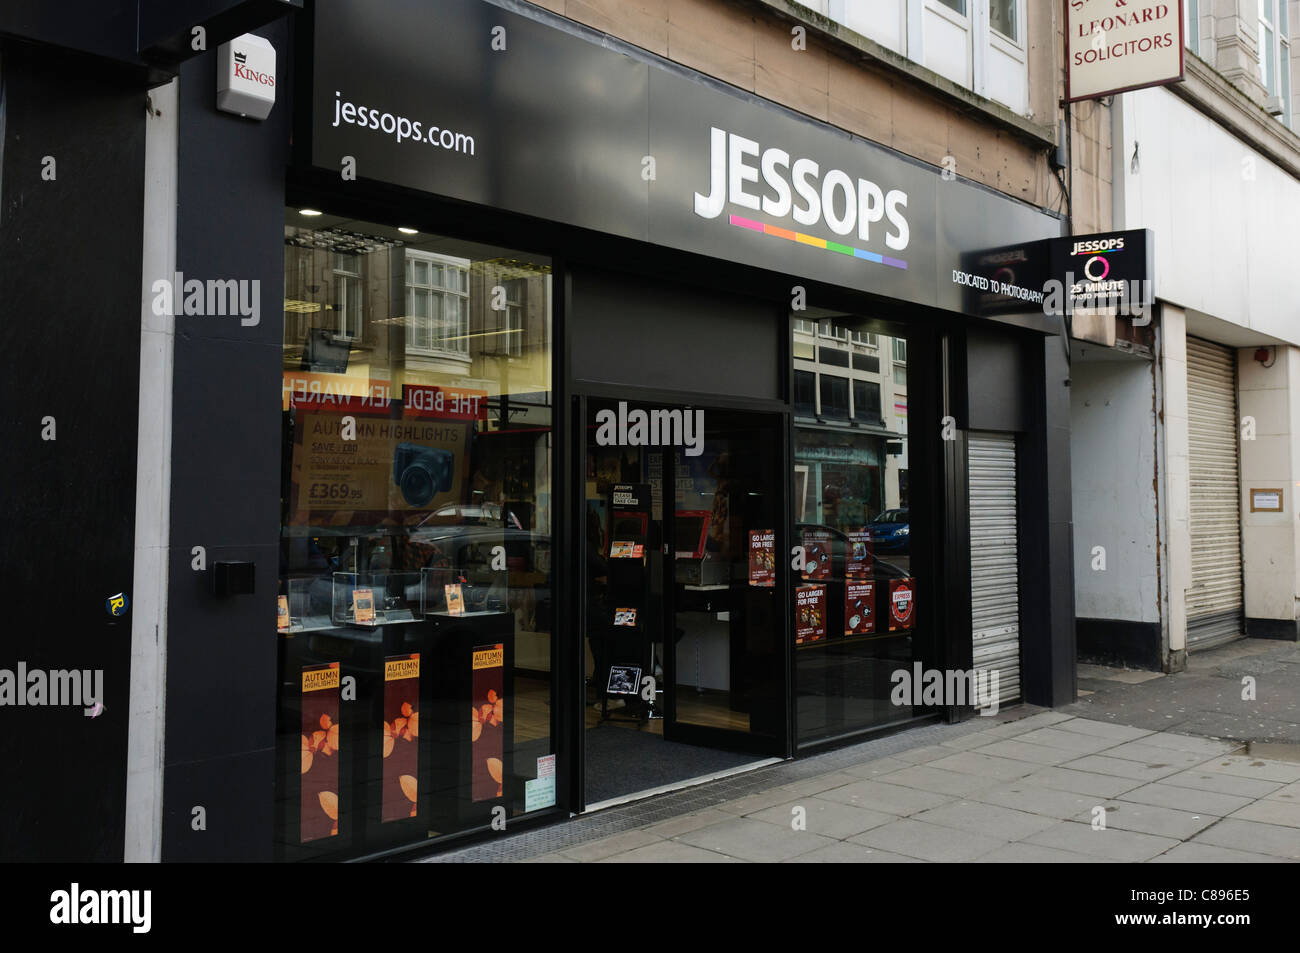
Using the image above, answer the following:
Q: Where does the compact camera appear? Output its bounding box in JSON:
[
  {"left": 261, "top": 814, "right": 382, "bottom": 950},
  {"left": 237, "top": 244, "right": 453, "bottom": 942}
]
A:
[{"left": 393, "top": 442, "right": 455, "bottom": 507}]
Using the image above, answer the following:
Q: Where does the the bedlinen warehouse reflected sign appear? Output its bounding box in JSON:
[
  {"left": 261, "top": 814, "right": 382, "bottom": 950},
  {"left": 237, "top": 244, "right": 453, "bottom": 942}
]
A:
[{"left": 308, "top": 0, "right": 1061, "bottom": 315}]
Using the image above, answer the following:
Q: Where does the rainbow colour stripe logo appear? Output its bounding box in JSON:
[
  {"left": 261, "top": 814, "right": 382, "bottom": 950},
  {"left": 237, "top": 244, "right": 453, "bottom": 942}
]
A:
[{"left": 728, "top": 215, "right": 908, "bottom": 270}]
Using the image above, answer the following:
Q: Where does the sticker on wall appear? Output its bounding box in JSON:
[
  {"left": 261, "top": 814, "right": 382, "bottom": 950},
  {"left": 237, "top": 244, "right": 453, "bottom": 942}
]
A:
[
  {"left": 106, "top": 592, "right": 129, "bottom": 617},
  {"left": 471, "top": 643, "right": 505, "bottom": 801},
  {"left": 800, "top": 529, "right": 831, "bottom": 581},
  {"left": 846, "top": 529, "right": 873, "bottom": 577},
  {"left": 795, "top": 585, "right": 826, "bottom": 645},
  {"left": 889, "top": 578, "right": 916, "bottom": 632},
  {"left": 382, "top": 654, "right": 420, "bottom": 822},
  {"left": 301, "top": 662, "right": 341, "bottom": 842},
  {"left": 845, "top": 580, "right": 875, "bottom": 636},
  {"left": 748, "top": 529, "right": 775, "bottom": 586}
]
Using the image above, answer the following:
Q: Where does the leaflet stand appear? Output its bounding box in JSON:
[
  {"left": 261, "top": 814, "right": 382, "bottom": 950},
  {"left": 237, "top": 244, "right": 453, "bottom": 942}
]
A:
[{"left": 602, "top": 483, "right": 654, "bottom": 723}]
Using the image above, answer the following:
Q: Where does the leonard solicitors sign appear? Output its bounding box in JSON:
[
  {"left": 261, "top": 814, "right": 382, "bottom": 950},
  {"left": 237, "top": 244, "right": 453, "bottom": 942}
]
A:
[{"left": 1066, "top": 0, "right": 1185, "bottom": 102}]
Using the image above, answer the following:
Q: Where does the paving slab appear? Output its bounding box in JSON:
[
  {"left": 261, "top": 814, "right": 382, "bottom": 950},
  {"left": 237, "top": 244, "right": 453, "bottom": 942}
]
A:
[
  {"left": 1047, "top": 718, "right": 1152, "bottom": 742},
  {"left": 1060, "top": 754, "right": 1186, "bottom": 782},
  {"left": 599, "top": 841, "right": 742, "bottom": 863},
  {"left": 1226, "top": 798, "right": 1300, "bottom": 829},
  {"left": 1198, "top": 755, "right": 1300, "bottom": 784},
  {"left": 675, "top": 816, "right": 837, "bottom": 863},
  {"left": 814, "top": 778, "right": 954, "bottom": 816},
  {"left": 780, "top": 842, "right": 922, "bottom": 863},
  {"left": 746, "top": 798, "right": 896, "bottom": 839},
  {"left": 974, "top": 739, "right": 1076, "bottom": 765},
  {"left": 1117, "top": 781, "right": 1253, "bottom": 817},
  {"left": 1139, "top": 732, "right": 1242, "bottom": 757},
  {"left": 839, "top": 756, "right": 911, "bottom": 779},
  {"left": 1098, "top": 741, "right": 1216, "bottom": 768},
  {"left": 849, "top": 818, "right": 1005, "bottom": 862},
  {"left": 926, "top": 751, "right": 1041, "bottom": 781},
  {"left": 878, "top": 764, "right": 1006, "bottom": 797},
  {"left": 1024, "top": 820, "right": 1179, "bottom": 862},
  {"left": 1019, "top": 766, "right": 1145, "bottom": 798},
  {"left": 1078, "top": 802, "right": 1218, "bottom": 839},
  {"left": 894, "top": 744, "right": 961, "bottom": 765},
  {"left": 1263, "top": 779, "right": 1300, "bottom": 802},
  {"left": 972, "top": 842, "right": 1108, "bottom": 863},
  {"left": 1148, "top": 842, "right": 1288, "bottom": 863},
  {"left": 910, "top": 799, "right": 1059, "bottom": 840},
  {"left": 638, "top": 808, "right": 734, "bottom": 839},
  {"left": 1159, "top": 768, "right": 1283, "bottom": 799},
  {"left": 972, "top": 783, "right": 1105, "bottom": 820},
  {"left": 1013, "top": 726, "right": 1123, "bottom": 754},
  {"left": 1190, "top": 818, "right": 1300, "bottom": 860}
]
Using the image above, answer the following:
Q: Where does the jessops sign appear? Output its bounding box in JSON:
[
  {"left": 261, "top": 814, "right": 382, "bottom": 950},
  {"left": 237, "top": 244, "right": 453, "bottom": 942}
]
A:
[{"left": 309, "top": 0, "right": 1061, "bottom": 316}]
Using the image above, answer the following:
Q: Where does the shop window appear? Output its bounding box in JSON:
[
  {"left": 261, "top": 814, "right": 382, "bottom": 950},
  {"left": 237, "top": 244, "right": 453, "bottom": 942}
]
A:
[
  {"left": 278, "top": 211, "right": 555, "bottom": 860},
  {"left": 791, "top": 314, "right": 923, "bottom": 746}
]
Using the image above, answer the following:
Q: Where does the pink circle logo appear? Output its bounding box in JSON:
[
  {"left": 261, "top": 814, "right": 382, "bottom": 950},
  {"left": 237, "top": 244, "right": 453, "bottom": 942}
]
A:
[{"left": 1083, "top": 255, "right": 1110, "bottom": 281}]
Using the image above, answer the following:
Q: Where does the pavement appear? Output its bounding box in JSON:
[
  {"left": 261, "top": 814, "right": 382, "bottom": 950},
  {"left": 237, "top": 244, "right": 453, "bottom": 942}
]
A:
[{"left": 428, "top": 639, "right": 1300, "bottom": 863}]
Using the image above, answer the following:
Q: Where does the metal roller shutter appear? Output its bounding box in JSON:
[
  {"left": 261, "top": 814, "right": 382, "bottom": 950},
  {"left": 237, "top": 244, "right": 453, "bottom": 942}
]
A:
[
  {"left": 1185, "top": 337, "right": 1244, "bottom": 650},
  {"left": 968, "top": 432, "right": 1020, "bottom": 703}
]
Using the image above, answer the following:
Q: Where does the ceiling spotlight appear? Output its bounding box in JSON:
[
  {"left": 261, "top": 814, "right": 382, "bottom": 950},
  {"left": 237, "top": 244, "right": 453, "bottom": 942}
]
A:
[
  {"left": 299, "top": 208, "right": 323, "bottom": 217},
  {"left": 398, "top": 227, "right": 418, "bottom": 235}
]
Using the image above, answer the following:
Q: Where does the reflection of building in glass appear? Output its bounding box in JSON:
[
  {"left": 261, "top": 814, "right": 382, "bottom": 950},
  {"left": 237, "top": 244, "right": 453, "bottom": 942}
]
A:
[{"left": 791, "top": 310, "right": 909, "bottom": 531}]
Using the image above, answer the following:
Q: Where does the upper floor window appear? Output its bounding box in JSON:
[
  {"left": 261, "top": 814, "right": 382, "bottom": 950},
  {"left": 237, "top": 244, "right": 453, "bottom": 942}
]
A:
[
  {"left": 1260, "top": 0, "right": 1293, "bottom": 128},
  {"left": 405, "top": 250, "right": 470, "bottom": 357},
  {"left": 1185, "top": 0, "right": 1200, "bottom": 56},
  {"left": 827, "top": 0, "right": 1029, "bottom": 115},
  {"left": 331, "top": 252, "right": 364, "bottom": 341}
]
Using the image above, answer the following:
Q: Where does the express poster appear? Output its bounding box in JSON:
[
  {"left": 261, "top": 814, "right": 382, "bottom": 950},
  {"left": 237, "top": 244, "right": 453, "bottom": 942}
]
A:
[
  {"left": 284, "top": 374, "right": 484, "bottom": 528},
  {"left": 795, "top": 585, "right": 826, "bottom": 645},
  {"left": 847, "top": 529, "right": 873, "bottom": 577},
  {"left": 748, "top": 529, "right": 775, "bottom": 586},
  {"left": 471, "top": 643, "right": 505, "bottom": 802},
  {"left": 300, "top": 663, "right": 341, "bottom": 842},
  {"left": 381, "top": 654, "right": 420, "bottom": 822},
  {"left": 801, "top": 529, "right": 832, "bottom": 581},
  {"left": 845, "top": 581, "right": 875, "bottom": 636},
  {"left": 890, "top": 578, "right": 916, "bottom": 632}
]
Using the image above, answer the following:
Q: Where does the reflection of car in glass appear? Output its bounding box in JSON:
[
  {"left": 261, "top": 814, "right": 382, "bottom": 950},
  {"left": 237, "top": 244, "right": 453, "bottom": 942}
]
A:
[{"left": 867, "top": 508, "right": 910, "bottom": 554}]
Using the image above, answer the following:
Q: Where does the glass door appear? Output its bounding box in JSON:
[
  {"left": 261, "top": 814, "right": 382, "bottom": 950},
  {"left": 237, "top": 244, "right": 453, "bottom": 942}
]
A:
[
  {"left": 664, "top": 407, "right": 786, "bottom": 753},
  {"left": 580, "top": 397, "right": 787, "bottom": 806}
]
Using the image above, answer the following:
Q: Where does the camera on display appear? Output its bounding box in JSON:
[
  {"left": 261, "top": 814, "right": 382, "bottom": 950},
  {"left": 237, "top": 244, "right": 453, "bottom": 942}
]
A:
[{"left": 393, "top": 442, "right": 455, "bottom": 507}]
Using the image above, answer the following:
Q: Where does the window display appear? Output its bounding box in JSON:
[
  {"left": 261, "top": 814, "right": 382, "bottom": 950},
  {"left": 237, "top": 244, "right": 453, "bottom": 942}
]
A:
[
  {"left": 275, "top": 211, "right": 555, "bottom": 860},
  {"left": 791, "top": 312, "right": 926, "bottom": 743}
]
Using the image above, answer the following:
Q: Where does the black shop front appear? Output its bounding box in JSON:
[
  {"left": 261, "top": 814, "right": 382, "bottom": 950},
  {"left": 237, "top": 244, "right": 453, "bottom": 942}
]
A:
[{"left": 161, "top": 0, "right": 1075, "bottom": 862}]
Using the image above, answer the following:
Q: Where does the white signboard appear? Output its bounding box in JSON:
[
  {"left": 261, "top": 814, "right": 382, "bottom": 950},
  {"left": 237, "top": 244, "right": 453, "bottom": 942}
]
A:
[{"left": 1066, "top": 0, "right": 1185, "bottom": 102}]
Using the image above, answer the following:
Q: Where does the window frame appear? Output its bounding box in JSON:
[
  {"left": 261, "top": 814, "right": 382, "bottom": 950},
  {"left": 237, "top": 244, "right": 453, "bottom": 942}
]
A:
[{"left": 404, "top": 248, "right": 472, "bottom": 359}]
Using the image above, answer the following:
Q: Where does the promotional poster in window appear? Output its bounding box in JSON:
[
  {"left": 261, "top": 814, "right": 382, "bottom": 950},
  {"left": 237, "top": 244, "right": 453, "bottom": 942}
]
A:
[
  {"left": 382, "top": 655, "right": 420, "bottom": 822},
  {"left": 471, "top": 644, "right": 505, "bottom": 802}
]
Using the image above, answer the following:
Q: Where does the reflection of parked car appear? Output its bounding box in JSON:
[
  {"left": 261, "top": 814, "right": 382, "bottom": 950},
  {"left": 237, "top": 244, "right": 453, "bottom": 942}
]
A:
[{"left": 867, "top": 508, "right": 910, "bottom": 554}]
